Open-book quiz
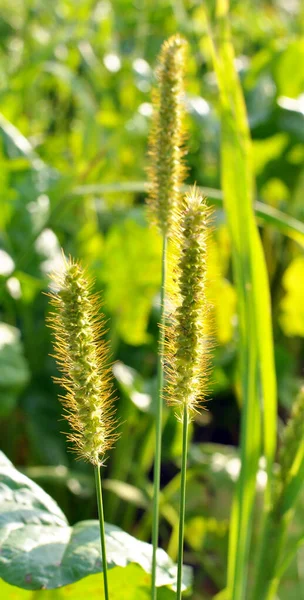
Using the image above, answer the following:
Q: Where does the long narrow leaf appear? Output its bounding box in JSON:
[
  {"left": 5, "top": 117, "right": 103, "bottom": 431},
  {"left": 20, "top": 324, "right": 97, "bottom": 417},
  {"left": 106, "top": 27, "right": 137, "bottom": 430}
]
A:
[
  {"left": 204, "top": 0, "right": 277, "bottom": 597},
  {"left": 72, "top": 182, "right": 304, "bottom": 248}
]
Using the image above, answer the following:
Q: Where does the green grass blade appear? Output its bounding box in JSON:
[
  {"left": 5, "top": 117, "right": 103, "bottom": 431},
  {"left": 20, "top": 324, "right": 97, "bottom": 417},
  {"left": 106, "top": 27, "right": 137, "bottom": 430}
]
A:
[
  {"left": 275, "top": 531, "right": 304, "bottom": 588},
  {"left": 251, "top": 438, "right": 304, "bottom": 600},
  {"left": 252, "top": 389, "right": 304, "bottom": 599},
  {"left": 72, "top": 182, "right": 304, "bottom": 248},
  {"left": 151, "top": 236, "right": 167, "bottom": 600},
  {"left": 204, "top": 0, "right": 277, "bottom": 596},
  {"left": 280, "top": 439, "right": 304, "bottom": 515}
]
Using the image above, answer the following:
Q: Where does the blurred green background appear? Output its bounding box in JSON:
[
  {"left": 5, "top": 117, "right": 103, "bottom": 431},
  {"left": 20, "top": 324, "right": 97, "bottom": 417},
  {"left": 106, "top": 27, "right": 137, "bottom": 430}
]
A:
[{"left": 0, "top": 1, "right": 304, "bottom": 598}]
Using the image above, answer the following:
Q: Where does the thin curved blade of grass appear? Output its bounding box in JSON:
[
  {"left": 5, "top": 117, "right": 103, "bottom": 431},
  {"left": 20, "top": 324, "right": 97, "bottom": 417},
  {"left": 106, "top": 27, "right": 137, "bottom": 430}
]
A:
[
  {"left": 276, "top": 529, "right": 304, "bottom": 586},
  {"left": 3, "top": 108, "right": 303, "bottom": 248},
  {"left": 251, "top": 436, "right": 304, "bottom": 600},
  {"left": 280, "top": 440, "right": 304, "bottom": 516},
  {"left": 204, "top": 0, "right": 277, "bottom": 597},
  {"left": 72, "top": 182, "right": 304, "bottom": 248}
]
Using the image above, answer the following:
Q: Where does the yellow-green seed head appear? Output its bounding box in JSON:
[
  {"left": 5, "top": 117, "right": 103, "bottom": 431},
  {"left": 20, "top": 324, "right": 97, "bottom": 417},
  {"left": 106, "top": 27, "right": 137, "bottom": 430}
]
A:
[
  {"left": 147, "top": 34, "right": 188, "bottom": 235},
  {"left": 165, "top": 187, "right": 213, "bottom": 418},
  {"left": 47, "top": 257, "right": 118, "bottom": 466}
]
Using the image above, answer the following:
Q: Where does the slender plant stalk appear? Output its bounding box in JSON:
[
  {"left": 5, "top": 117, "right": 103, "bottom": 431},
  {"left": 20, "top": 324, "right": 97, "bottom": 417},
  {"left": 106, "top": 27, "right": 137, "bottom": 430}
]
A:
[
  {"left": 164, "top": 189, "right": 212, "bottom": 598},
  {"left": 147, "top": 35, "right": 188, "bottom": 598},
  {"left": 176, "top": 404, "right": 189, "bottom": 600},
  {"left": 94, "top": 465, "right": 110, "bottom": 600},
  {"left": 151, "top": 235, "right": 167, "bottom": 600}
]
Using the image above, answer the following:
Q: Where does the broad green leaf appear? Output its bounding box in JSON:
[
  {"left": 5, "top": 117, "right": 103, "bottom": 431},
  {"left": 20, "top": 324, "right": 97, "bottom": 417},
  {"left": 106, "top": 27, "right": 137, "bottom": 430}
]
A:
[
  {"left": 0, "top": 452, "right": 191, "bottom": 592},
  {"left": 0, "top": 578, "right": 61, "bottom": 599},
  {"left": 0, "top": 565, "right": 177, "bottom": 599},
  {"left": 275, "top": 40, "right": 304, "bottom": 98}
]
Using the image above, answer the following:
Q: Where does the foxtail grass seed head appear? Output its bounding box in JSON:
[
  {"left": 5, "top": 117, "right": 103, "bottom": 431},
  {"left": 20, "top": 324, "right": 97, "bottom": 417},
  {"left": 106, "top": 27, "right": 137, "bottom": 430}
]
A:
[
  {"left": 47, "top": 257, "right": 118, "bottom": 466},
  {"left": 147, "top": 34, "right": 188, "bottom": 235},
  {"left": 165, "top": 187, "right": 213, "bottom": 419}
]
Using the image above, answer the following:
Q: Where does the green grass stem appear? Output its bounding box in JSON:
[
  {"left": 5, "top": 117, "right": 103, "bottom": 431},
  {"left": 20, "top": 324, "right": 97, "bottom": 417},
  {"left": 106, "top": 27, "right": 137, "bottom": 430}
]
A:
[
  {"left": 176, "top": 405, "right": 189, "bottom": 600},
  {"left": 151, "top": 235, "right": 167, "bottom": 600},
  {"left": 94, "top": 465, "right": 110, "bottom": 600}
]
